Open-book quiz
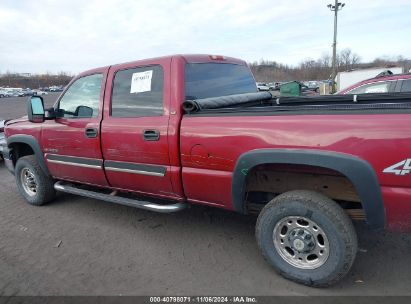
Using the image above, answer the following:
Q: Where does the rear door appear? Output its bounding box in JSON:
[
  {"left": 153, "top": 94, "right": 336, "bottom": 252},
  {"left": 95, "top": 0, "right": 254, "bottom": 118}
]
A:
[{"left": 101, "top": 58, "right": 179, "bottom": 199}]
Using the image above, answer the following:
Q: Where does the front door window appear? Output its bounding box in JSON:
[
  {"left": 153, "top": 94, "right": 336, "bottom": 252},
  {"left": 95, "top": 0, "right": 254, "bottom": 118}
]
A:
[{"left": 58, "top": 74, "right": 103, "bottom": 118}]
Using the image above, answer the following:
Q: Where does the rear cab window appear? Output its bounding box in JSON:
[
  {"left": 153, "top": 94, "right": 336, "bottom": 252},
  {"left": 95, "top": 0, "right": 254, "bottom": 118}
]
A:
[{"left": 185, "top": 63, "right": 257, "bottom": 100}]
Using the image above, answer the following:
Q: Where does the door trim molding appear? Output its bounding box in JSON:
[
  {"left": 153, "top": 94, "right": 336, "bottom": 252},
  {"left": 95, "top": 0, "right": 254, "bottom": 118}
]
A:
[
  {"left": 44, "top": 154, "right": 167, "bottom": 176},
  {"left": 104, "top": 160, "right": 166, "bottom": 177},
  {"left": 45, "top": 154, "right": 103, "bottom": 169}
]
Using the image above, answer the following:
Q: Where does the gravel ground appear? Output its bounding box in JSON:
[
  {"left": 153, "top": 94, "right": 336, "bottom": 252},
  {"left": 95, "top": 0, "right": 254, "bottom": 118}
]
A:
[{"left": 1, "top": 94, "right": 411, "bottom": 296}]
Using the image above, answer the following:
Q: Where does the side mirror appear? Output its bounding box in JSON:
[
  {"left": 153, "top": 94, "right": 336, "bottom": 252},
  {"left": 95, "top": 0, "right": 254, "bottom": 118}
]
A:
[
  {"left": 27, "top": 96, "right": 45, "bottom": 123},
  {"left": 45, "top": 107, "right": 56, "bottom": 119},
  {"left": 74, "top": 105, "right": 93, "bottom": 118}
]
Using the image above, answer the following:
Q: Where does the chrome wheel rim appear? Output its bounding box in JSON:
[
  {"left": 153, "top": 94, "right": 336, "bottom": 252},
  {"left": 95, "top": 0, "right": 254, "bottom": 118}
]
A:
[
  {"left": 20, "top": 168, "right": 38, "bottom": 197},
  {"left": 273, "top": 216, "right": 330, "bottom": 269}
]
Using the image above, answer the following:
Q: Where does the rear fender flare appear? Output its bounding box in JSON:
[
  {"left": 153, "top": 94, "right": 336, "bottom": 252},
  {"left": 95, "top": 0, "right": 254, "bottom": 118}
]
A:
[{"left": 232, "top": 149, "right": 385, "bottom": 229}]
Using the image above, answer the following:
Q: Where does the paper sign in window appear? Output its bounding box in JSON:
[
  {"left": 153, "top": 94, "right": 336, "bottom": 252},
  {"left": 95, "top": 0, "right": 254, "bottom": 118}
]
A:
[{"left": 130, "top": 70, "right": 153, "bottom": 93}]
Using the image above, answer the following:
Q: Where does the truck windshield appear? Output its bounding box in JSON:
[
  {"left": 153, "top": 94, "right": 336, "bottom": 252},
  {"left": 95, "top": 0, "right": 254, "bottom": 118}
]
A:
[{"left": 185, "top": 63, "right": 257, "bottom": 100}]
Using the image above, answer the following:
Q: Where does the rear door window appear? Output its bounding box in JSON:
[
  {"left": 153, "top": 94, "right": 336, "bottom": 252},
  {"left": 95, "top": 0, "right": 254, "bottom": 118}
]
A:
[{"left": 111, "top": 65, "right": 164, "bottom": 117}]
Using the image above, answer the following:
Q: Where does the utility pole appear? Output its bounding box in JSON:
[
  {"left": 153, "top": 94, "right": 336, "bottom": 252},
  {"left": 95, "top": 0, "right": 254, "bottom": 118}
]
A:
[{"left": 327, "top": 1, "right": 345, "bottom": 93}]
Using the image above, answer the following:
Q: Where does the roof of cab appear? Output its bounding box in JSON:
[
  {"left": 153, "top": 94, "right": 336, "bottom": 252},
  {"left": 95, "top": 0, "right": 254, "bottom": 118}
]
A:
[{"left": 77, "top": 54, "right": 247, "bottom": 77}]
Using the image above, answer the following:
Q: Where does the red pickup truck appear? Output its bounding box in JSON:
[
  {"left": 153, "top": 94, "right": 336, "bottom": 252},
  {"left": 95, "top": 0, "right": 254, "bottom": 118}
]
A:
[{"left": 2, "top": 54, "right": 411, "bottom": 287}]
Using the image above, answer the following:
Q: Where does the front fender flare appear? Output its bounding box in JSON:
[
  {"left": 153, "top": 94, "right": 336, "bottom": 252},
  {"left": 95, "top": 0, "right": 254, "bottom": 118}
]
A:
[
  {"left": 232, "top": 149, "right": 385, "bottom": 229},
  {"left": 7, "top": 134, "right": 50, "bottom": 176}
]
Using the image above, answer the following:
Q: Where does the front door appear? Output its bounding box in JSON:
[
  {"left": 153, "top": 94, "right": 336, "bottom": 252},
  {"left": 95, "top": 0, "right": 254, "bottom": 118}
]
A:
[
  {"left": 41, "top": 70, "right": 108, "bottom": 186},
  {"left": 101, "top": 59, "right": 178, "bottom": 199}
]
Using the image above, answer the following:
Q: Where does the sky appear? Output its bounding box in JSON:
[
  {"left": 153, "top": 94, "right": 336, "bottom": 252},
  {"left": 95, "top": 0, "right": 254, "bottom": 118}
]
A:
[{"left": 0, "top": 0, "right": 410, "bottom": 74}]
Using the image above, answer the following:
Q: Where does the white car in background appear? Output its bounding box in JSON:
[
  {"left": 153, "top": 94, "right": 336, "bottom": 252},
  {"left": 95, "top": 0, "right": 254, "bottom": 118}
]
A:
[
  {"left": 0, "top": 89, "right": 14, "bottom": 98},
  {"left": 34, "top": 90, "right": 48, "bottom": 96},
  {"left": 256, "top": 82, "right": 270, "bottom": 91}
]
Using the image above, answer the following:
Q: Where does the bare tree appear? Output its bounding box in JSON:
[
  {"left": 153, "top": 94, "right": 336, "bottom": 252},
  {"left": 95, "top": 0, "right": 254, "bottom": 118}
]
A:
[
  {"left": 340, "top": 48, "right": 352, "bottom": 71},
  {"left": 249, "top": 50, "right": 409, "bottom": 82},
  {"left": 318, "top": 53, "right": 331, "bottom": 68},
  {"left": 0, "top": 71, "right": 73, "bottom": 88},
  {"left": 351, "top": 53, "right": 361, "bottom": 67}
]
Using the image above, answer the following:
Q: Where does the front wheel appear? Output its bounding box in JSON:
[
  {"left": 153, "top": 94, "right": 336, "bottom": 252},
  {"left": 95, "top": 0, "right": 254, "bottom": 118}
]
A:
[
  {"left": 256, "top": 190, "right": 357, "bottom": 287},
  {"left": 15, "top": 155, "right": 56, "bottom": 206}
]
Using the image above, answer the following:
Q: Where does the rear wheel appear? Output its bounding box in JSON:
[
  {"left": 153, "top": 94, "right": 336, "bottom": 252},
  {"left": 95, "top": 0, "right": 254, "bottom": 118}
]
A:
[
  {"left": 15, "top": 155, "right": 56, "bottom": 206},
  {"left": 256, "top": 190, "right": 357, "bottom": 287}
]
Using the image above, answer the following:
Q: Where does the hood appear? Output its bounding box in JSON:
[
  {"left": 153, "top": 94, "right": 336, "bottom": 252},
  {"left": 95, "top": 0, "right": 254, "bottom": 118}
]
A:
[{"left": 5, "top": 116, "right": 29, "bottom": 126}]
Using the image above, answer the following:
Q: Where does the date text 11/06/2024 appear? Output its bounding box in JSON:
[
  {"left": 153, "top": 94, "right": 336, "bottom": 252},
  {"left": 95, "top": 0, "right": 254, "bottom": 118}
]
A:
[{"left": 149, "top": 296, "right": 257, "bottom": 303}]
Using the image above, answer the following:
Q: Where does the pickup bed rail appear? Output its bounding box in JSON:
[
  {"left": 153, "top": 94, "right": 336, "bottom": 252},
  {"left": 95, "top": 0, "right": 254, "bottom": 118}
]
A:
[{"left": 183, "top": 92, "right": 411, "bottom": 114}]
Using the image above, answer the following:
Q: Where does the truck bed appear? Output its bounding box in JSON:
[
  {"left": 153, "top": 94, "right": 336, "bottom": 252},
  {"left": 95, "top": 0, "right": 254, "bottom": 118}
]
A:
[{"left": 180, "top": 92, "right": 411, "bottom": 230}]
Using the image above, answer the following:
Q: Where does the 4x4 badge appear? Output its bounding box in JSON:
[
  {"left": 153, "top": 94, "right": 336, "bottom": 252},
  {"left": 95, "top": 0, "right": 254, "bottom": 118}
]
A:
[{"left": 383, "top": 159, "right": 411, "bottom": 176}]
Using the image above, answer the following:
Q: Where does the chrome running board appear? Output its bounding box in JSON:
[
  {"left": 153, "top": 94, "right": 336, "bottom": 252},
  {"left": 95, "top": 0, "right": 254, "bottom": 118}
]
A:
[{"left": 54, "top": 181, "right": 187, "bottom": 213}]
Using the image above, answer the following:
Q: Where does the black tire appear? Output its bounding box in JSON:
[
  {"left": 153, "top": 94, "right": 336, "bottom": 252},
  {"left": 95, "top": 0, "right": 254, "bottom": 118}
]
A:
[
  {"left": 15, "top": 155, "right": 56, "bottom": 206},
  {"left": 256, "top": 190, "right": 357, "bottom": 287}
]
